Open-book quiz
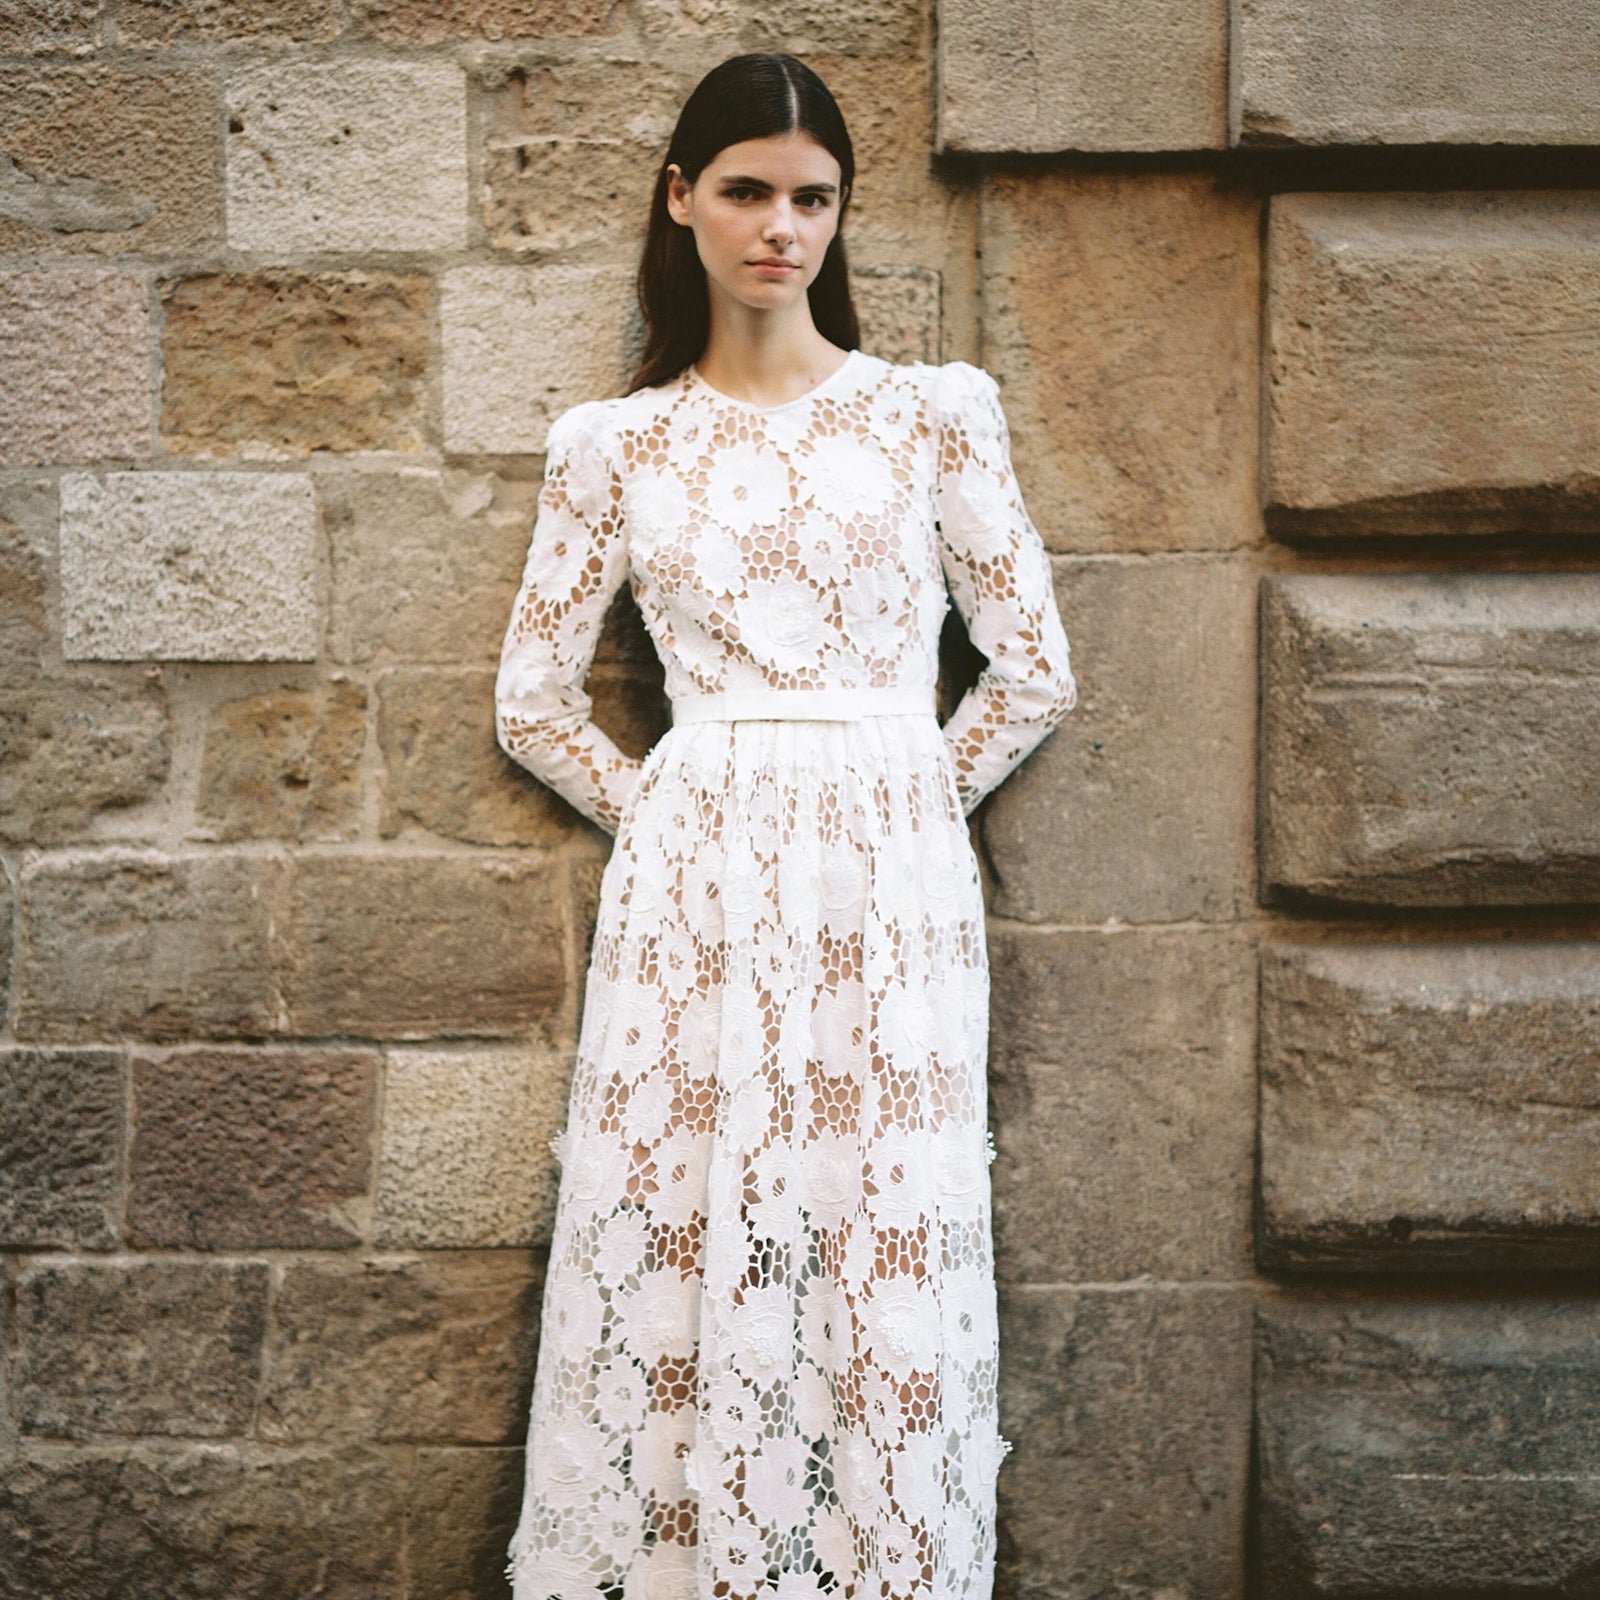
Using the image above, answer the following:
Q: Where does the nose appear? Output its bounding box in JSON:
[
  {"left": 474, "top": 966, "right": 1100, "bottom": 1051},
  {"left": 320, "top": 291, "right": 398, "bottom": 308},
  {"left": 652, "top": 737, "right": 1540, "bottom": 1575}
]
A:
[{"left": 762, "top": 197, "right": 797, "bottom": 247}]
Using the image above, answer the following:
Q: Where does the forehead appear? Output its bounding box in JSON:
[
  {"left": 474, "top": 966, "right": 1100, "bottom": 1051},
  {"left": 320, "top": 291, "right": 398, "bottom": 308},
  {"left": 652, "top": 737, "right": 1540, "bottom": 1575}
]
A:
[{"left": 702, "top": 132, "right": 841, "bottom": 186}]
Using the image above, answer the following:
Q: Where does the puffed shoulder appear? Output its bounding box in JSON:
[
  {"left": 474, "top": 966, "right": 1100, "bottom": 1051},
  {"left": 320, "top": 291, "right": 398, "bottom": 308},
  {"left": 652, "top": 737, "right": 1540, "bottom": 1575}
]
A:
[
  {"left": 541, "top": 397, "right": 616, "bottom": 458},
  {"left": 928, "top": 359, "right": 1003, "bottom": 427}
]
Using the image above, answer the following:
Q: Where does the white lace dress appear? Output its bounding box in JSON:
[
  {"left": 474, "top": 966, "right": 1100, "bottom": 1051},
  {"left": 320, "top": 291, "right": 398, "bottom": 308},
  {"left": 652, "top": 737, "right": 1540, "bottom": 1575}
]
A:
[{"left": 494, "top": 348, "right": 1077, "bottom": 1600}]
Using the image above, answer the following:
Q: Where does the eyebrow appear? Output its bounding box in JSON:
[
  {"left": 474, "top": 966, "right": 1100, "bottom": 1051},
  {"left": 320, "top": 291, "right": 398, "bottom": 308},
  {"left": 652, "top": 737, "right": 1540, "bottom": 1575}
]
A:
[{"left": 717, "top": 175, "right": 839, "bottom": 194}]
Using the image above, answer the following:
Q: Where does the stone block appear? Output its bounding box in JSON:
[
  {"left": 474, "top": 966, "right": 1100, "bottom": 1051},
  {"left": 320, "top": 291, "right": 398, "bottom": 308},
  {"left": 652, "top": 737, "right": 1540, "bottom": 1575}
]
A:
[
  {"left": 1000, "top": 1285, "right": 1252, "bottom": 1599},
  {"left": 0, "top": 65, "right": 222, "bottom": 255},
  {"left": 936, "top": 0, "right": 1226, "bottom": 152},
  {"left": 127, "top": 1048, "right": 378, "bottom": 1250},
  {"left": 1261, "top": 575, "right": 1600, "bottom": 906},
  {"left": 259, "top": 1253, "right": 542, "bottom": 1443},
  {"left": 741, "top": 0, "right": 922, "bottom": 57},
  {"left": 161, "top": 272, "right": 430, "bottom": 459},
  {"left": 0, "top": 1048, "right": 123, "bottom": 1250},
  {"left": 354, "top": 0, "right": 613, "bottom": 38},
  {"left": 374, "top": 1045, "right": 572, "bottom": 1248},
  {"left": 988, "top": 928, "right": 1254, "bottom": 1284},
  {"left": 984, "top": 555, "right": 1255, "bottom": 924},
  {"left": 118, "top": 0, "right": 341, "bottom": 43},
  {"left": 982, "top": 171, "right": 1262, "bottom": 553},
  {"left": 226, "top": 61, "right": 468, "bottom": 254},
  {"left": 1235, "top": 0, "right": 1600, "bottom": 146},
  {"left": 1256, "top": 1298, "right": 1600, "bottom": 1595},
  {"left": 0, "top": 0, "right": 101, "bottom": 52},
  {"left": 60, "top": 471, "right": 319, "bottom": 662},
  {"left": 1260, "top": 942, "right": 1600, "bottom": 1272},
  {"left": 0, "top": 271, "right": 151, "bottom": 467},
  {"left": 0, "top": 877, "right": 10, "bottom": 1031},
  {"left": 1266, "top": 192, "right": 1600, "bottom": 537},
  {"left": 851, "top": 267, "right": 942, "bottom": 365},
  {"left": 406, "top": 1446, "right": 525, "bottom": 1600},
  {"left": 194, "top": 677, "right": 366, "bottom": 842},
  {"left": 15, "top": 1259, "right": 268, "bottom": 1439}
]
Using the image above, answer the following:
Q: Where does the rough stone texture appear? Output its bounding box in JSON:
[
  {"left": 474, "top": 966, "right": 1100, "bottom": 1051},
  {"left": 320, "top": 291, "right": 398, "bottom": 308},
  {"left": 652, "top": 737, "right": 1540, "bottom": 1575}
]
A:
[
  {"left": 60, "top": 471, "right": 319, "bottom": 663},
  {"left": 275, "top": 853, "right": 566, "bottom": 1038},
  {"left": 1260, "top": 575, "right": 1600, "bottom": 906},
  {"left": 440, "top": 265, "right": 636, "bottom": 454},
  {"left": 0, "top": 1048, "right": 123, "bottom": 1251},
  {"left": 194, "top": 678, "right": 366, "bottom": 843},
  {"left": 118, "top": 0, "right": 341, "bottom": 43},
  {"left": 406, "top": 1446, "right": 525, "bottom": 1600},
  {"left": 16, "top": 852, "right": 279, "bottom": 1043},
  {"left": 988, "top": 928, "right": 1254, "bottom": 1284},
  {"left": 1259, "top": 942, "right": 1600, "bottom": 1272},
  {"left": 1256, "top": 1298, "right": 1600, "bottom": 1595},
  {"left": 14, "top": 1259, "right": 269, "bottom": 1439},
  {"left": 0, "top": 1444, "right": 407, "bottom": 1599},
  {"left": 0, "top": 0, "right": 101, "bottom": 53},
  {"left": 225, "top": 61, "right": 468, "bottom": 254},
  {"left": 999, "top": 1286, "right": 1252, "bottom": 1599},
  {"left": 355, "top": 0, "right": 614, "bottom": 39},
  {"left": 127, "top": 1048, "right": 378, "bottom": 1249},
  {"left": 936, "top": 0, "right": 1226, "bottom": 152},
  {"left": 0, "top": 272, "right": 151, "bottom": 467},
  {"left": 1266, "top": 192, "right": 1600, "bottom": 538},
  {"left": 161, "top": 272, "right": 430, "bottom": 460},
  {"left": 983, "top": 556, "right": 1255, "bottom": 924},
  {"left": 374, "top": 1045, "right": 572, "bottom": 1247},
  {"left": 258, "top": 1253, "right": 542, "bottom": 1443},
  {"left": 851, "top": 267, "right": 942, "bottom": 365},
  {"left": 982, "top": 172, "right": 1261, "bottom": 553},
  {"left": 1235, "top": 0, "right": 1600, "bottom": 146},
  {"left": 0, "top": 876, "right": 10, "bottom": 1033}
]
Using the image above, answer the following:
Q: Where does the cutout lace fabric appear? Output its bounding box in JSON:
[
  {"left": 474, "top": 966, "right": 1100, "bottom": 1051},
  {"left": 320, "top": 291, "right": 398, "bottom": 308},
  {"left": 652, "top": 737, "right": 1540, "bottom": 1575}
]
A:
[{"left": 495, "top": 351, "right": 1077, "bottom": 1600}]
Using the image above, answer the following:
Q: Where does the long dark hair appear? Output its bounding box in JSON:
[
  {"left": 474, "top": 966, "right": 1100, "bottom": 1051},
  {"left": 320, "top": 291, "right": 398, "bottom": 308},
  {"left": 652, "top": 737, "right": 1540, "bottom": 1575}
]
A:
[{"left": 626, "top": 54, "right": 861, "bottom": 396}]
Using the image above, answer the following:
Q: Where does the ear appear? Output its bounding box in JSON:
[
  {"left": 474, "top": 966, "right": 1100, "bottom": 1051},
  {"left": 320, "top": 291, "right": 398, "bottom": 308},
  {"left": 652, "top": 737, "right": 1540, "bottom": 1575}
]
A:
[{"left": 664, "top": 163, "right": 691, "bottom": 226}]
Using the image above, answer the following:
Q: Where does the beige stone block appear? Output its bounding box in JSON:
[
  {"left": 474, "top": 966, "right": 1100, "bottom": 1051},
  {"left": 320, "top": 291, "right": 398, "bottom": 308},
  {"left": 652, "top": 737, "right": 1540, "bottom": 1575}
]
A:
[
  {"left": 161, "top": 272, "right": 430, "bottom": 460},
  {"left": 853, "top": 271, "right": 941, "bottom": 365},
  {"left": 983, "top": 555, "right": 1255, "bottom": 924},
  {"left": 118, "top": 0, "right": 341, "bottom": 42},
  {"left": 741, "top": 0, "right": 921, "bottom": 54},
  {"left": 374, "top": 1045, "right": 572, "bottom": 1247},
  {"left": 0, "top": 0, "right": 101, "bottom": 52},
  {"left": 60, "top": 471, "right": 319, "bottom": 662},
  {"left": 353, "top": 0, "right": 614, "bottom": 39},
  {"left": 225, "top": 61, "right": 468, "bottom": 254},
  {"left": 1266, "top": 191, "right": 1600, "bottom": 537},
  {"left": 937, "top": 0, "right": 1227, "bottom": 152},
  {"left": 406, "top": 1447, "right": 525, "bottom": 1600},
  {"left": 983, "top": 171, "right": 1262, "bottom": 553}
]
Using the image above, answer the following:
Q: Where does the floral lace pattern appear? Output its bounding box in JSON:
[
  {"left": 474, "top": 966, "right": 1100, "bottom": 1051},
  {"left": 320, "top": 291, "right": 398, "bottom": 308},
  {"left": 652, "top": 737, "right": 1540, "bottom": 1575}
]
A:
[{"left": 495, "top": 352, "right": 1076, "bottom": 1600}]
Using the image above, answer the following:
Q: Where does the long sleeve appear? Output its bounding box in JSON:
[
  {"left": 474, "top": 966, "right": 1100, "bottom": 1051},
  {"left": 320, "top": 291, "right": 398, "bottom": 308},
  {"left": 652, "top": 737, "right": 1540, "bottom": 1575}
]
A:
[
  {"left": 495, "top": 399, "right": 643, "bottom": 835},
  {"left": 931, "top": 360, "right": 1078, "bottom": 816}
]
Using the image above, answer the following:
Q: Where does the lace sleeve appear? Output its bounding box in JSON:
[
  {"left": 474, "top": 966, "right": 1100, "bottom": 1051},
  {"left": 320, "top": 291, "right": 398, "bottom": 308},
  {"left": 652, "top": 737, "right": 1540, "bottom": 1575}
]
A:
[
  {"left": 932, "top": 361, "right": 1078, "bottom": 816},
  {"left": 495, "top": 400, "right": 644, "bottom": 835}
]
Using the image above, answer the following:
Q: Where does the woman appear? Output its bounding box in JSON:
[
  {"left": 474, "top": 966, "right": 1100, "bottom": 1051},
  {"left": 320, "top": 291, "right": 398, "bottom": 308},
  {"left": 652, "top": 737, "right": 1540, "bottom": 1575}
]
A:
[{"left": 494, "top": 51, "right": 1077, "bottom": 1600}]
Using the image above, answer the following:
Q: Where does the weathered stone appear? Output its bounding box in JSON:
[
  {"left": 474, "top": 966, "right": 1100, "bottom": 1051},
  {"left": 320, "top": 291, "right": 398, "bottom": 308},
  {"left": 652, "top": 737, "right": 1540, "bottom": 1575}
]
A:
[
  {"left": 0, "top": 271, "right": 150, "bottom": 467},
  {"left": 440, "top": 265, "right": 635, "bottom": 454},
  {"left": 989, "top": 928, "right": 1254, "bottom": 1284},
  {"left": 15, "top": 1259, "right": 268, "bottom": 1439},
  {"left": 0, "top": 65, "right": 222, "bottom": 255},
  {"left": 353, "top": 0, "right": 610, "bottom": 39},
  {"left": 936, "top": 0, "right": 1226, "bottom": 152},
  {"left": 1266, "top": 192, "right": 1600, "bottom": 537},
  {"left": 984, "top": 555, "right": 1255, "bottom": 924},
  {"left": 0, "top": 876, "right": 11, "bottom": 1032},
  {"left": 0, "top": 1444, "right": 407, "bottom": 1599},
  {"left": 161, "top": 272, "right": 430, "bottom": 459},
  {"left": 16, "top": 852, "right": 279, "bottom": 1043},
  {"left": 1261, "top": 575, "right": 1600, "bottom": 906},
  {"left": 0, "top": 0, "right": 101, "bottom": 53},
  {"left": 1260, "top": 942, "right": 1600, "bottom": 1272},
  {"left": 127, "top": 1048, "right": 377, "bottom": 1250},
  {"left": 1256, "top": 1299, "right": 1600, "bottom": 1595},
  {"left": 1235, "top": 0, "right": 1600, "bottom": 146},
  {"left": 60, "top": 471, "right": 319, "bottom": 662},
  {"left": 374, "top": 1045, "right": 572, "bottom": 1248},
  {"left": 194, "top": 678, "right": 366, "bottom": 843},
  {"left": 259, "top": 1253, "right": 541, "bottom": 1443},
  {"left": 0, "top": 1048, "right": 122, "bottom": 1250},
  {"left": 406, "top": 1447, "right": 525, "bottom": 1600},
  {"left": 226, "top": 61, "right": 468, "bottom": 254},
  {"left": 118, "top": 0, "right": 340, "bottom": 43},
  {"left": 741, "top": 0, "right": 921, "bottom": 55},
  {"left": 275, "top": 854, "right": 565, "bottom": 1038},
  {"left": 1000, "top": 1285, "right": 1252, "bottom": 1599},
  {"left": 983, "top": 171, "right": 1262, "bottom": 552},
  {"left": 850, "top": 268, "right": 941, "bottom": 365}
]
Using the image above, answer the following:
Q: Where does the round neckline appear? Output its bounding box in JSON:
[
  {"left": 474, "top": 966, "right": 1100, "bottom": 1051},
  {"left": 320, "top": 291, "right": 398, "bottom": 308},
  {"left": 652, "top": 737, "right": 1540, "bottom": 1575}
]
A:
[{"left": 686, "top": 348, "right": 860, "bottom": 413}]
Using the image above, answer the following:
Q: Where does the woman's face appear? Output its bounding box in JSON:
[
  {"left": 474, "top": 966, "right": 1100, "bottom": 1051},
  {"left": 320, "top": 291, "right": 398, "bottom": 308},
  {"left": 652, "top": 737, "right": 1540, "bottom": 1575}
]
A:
[{"left": 666, "top": 131, "right": 846, "bottom": 316}]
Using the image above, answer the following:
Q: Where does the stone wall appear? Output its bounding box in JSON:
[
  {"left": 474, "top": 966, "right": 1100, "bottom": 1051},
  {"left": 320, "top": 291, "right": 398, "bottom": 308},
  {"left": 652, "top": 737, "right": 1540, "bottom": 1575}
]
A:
[{"left": 1, "top": 1, "right": 1597, "bottom": 1595}]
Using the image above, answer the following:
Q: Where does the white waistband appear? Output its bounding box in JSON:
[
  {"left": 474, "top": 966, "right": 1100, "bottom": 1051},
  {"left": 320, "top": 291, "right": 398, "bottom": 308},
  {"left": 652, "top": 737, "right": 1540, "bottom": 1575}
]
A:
[{"left": 670, "top": 685, "right": 937, "bottom": 723}]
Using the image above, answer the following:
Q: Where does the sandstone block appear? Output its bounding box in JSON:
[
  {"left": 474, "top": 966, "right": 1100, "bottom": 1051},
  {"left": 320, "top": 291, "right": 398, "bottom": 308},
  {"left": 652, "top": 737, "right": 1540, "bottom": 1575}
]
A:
[
  {"left": 0, "top": 1048, "right": 122, "bottom": 1250},
  {"left": 1266, "top": 192, "right": 1600, "bottom": 536},
  {"left": 1261, "top": 575, "right": 1600, "bottom": 905},
  {"left": 740, "top": 0, "right": 922, "bottom": 60},
  {"left": 850, "top": 268, "right": 942, "bottom": 366},
  {"left": 128, "top": 1048, "right": 378, "bottom": 1249},
  {"left": 0, "top": 876, "right": 10, "bottom": 1031},
  {"left": 15, "top": 1259, "right": 268, "bottom": 1439},
  {"left": 1257, "top": 1299, "right": 1600, "bottom": 1594},
  {"left": 226, "top": 61, "right": 468, "bottom": 254},
  {"left": 406, "top": 1447, "right": 526, "bottom": 1600},
  {"left": 161, "top": 272, "right": 430, "bottom": 459},
  {"left": 119, "top": 0, "right": 341, "bottom": 43},
  {"left": 0, "top": 0, "right": 100, "bottom": 52},
  {"left": 984, "top": 555, "right": 1255, "bottom": 924},
  {"left": 354, "top": 0, "right": 614, "bottom": 39}
]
